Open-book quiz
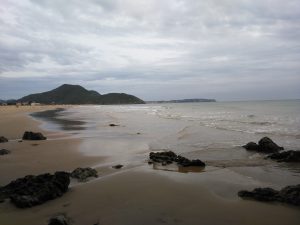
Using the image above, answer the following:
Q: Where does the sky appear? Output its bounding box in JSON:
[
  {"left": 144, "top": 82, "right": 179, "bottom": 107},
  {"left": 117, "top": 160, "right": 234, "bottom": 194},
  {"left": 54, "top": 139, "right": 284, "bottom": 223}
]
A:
[{"left": 0, "top": 0, "right": 300, "bottom": 101}]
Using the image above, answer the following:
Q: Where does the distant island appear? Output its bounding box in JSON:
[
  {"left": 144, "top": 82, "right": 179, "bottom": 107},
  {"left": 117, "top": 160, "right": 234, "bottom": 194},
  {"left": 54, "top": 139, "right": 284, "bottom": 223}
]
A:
[
  {"left": 146, "top": 98, "right": 216, "bottom": 104},
  {"left": 2, "top": 84, "right": 145, "bottom": 105}
]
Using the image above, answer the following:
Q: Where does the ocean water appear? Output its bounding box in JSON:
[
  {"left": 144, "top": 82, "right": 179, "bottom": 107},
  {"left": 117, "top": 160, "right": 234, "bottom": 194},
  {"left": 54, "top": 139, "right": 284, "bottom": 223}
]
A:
[
  {"left": 46, "top": 100, "right": 300, "bottom": 148},
  {"left": 32, "top": 100, "right": 300, "bottom": 194}
]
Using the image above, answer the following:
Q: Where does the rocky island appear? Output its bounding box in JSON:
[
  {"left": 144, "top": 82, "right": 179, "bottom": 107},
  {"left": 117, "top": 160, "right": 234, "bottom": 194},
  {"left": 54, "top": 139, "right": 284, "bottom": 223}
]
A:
[{"left": 17, "top": 84, "right": 145, "bottom": 105}]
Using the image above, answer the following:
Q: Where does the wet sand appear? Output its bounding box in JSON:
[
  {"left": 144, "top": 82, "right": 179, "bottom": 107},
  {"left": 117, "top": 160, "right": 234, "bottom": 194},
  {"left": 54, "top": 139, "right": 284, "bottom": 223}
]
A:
[
  {"left": 0, "top": 105, "right": 299, "bottom": 225},
  {"left": 0, "top": 106, "right": 103, "bottom": 185}
]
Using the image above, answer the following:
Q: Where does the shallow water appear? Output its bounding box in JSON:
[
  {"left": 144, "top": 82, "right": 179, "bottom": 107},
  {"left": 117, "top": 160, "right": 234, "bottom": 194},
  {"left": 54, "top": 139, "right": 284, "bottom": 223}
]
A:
[{"left": 31, "top": 100, "right": 300, "bottom": 196}]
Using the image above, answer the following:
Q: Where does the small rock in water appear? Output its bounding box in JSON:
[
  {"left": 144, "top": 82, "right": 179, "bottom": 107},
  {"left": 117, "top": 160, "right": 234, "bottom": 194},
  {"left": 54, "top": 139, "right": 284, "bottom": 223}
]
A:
[
  {"left": 112, "top": 164, "right": 123, "bottom": 169},
  {"left": 22, "top": 131, "right": 47, "bottom": 140},
  {"left": 266, "top": 150, "right": 300, "bottom": 162},
  {"left": 243, "top": 137, "right": 283, "bottom": 153},
  {"left": 48, "top": 214, "right": 69, "bottom": 225},
  {"left": 0, "top": 136, "right": 8, "bottom": 143},
  {"left": 109, "top": 124, "right": 119, "bottom": 127},
  {"left": 258, "top": 137, "right": 284, "bottom": 152},
  {"left": 70, "top": 167, "right": 98, "bottom": 182},
  {"left": 0, "top": 149, "right": 10, "bottom": 155},
  {"left": 238, "top": 184, "right": 300, "bottom": 206},
  {"left": 243, "top": 142, "right": 260, "bottom": 151}
]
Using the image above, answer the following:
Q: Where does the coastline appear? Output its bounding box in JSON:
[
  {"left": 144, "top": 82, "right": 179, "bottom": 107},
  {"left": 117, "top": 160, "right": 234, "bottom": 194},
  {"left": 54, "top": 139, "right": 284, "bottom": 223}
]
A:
[
  {"left": 0, "top": 105, "right": 103, "bottom": 184},
  {"left": 0, "top": 105, "right": 299, "bottom": 225}
]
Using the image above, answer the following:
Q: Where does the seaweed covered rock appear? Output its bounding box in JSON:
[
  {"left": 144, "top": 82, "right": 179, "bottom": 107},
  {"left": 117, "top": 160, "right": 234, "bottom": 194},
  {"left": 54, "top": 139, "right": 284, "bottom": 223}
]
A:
[
  {"left": 0, "top": 149, "right": 10, "bottom": 155},
  {"left": 243, "top": 137, "right": 283, "bottom": 153},
  {"left": 0, "top": 136, "right": 8, "bottom": 143},
  {"left": 149, "top": 151, "right": 205, "bottom": 167},
  {"left": 267, "top": 150, "right": 300, "bottom": 162},
  {"left": 0, "top": 172, "right": 70, "bottom": 208},
  {"left": 22, "top": 131, "right": 47, "bottom": 140},
  {"left": 238, "top": 184, "right": 300, "bottom": 206},
  {"left": 149, "top": 151, "right": 177, "bottom": 165},
  {"left": 70, "top": 167, "right": 98, "bottom": 182}
]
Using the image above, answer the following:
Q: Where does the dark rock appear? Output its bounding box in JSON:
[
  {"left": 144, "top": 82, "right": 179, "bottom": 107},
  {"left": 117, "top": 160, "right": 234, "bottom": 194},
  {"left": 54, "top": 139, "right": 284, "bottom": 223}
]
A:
[
  {"left": 258, "top": 137, "right": 284, "bottom": 152},
  {"left": 0, "top": 149, "right": 10, "bottom": 155},
  {"left": 279, "top": 184, "right": 300, "bottom": 206},
  {"left": 0, "top": 172, "right": 70, "bottom": 208},
  {"left": 238, "top": 188, "right": 279, "bottom": 202},
  {"left": 48, "top": 215, "right": 69, "bottom": 225},
  {"left": 0, "top": 136, "right": 8, "bottom": 143},
  {"left": 70, "top": 167, "right": 98, "bottom": 182},
  {"left": 22, "top": 131, "right": 47, "bottom": 140},
  {"left": 267, "top": 150, "right": 300, "bottom": 162},
  {"left": 112, "top": 164, "right": 123, "bottom": 169},
  {"left": 242, "top": 142, "right": 260, "bottom": 151},
  {"left": 242, "top": 137, "right": 283, "bottom": 153},
  {"left": 238, "top": 184, "right": 300, "bottom": 206},
  {"left": 149, "top": 151, "right": 205, "bottom": 168},
  {"left": 109, "top": 124, "right": 119, "bottom": 127},
  {"left": 189, "top": 159, "right": 206, "bottom": 167}
]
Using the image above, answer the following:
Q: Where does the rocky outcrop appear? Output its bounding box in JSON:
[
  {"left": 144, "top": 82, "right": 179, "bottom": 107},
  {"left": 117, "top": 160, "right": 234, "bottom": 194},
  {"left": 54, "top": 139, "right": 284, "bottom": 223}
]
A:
[
  {"left": 70, "top": 167, "right": 98, "bottom": 182},
  {"left": 48, "top": 215, "right": 70, "bottom": 225},
  {"left": 238, "top": 184, "right": 300, "bottom": 206},
  {"left": 0, "top": 149, "right": 10, "bottom": 155},
  {"left": 243, "top": 137, "right": 283, "bottom": 153},
  {"left": 0, "top": 172, "right": 70, "bottom": 208},
  {"left": 149, "top": 151, "right": 205, "bottom": 167},
  {"left": 0, "top": 136, "right": 8, "bottom": 143},
  {"left": 266, "top": 150, "right": 300, "bottom": 162},
  {"left": 22, "top": 131, "right": 47, "bottom": 140}
]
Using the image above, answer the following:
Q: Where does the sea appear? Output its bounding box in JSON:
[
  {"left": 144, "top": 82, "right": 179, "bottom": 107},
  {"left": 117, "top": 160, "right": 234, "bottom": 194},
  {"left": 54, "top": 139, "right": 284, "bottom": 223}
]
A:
[{"left": 31, "top": 99, "right": 300, "bottom": 197}]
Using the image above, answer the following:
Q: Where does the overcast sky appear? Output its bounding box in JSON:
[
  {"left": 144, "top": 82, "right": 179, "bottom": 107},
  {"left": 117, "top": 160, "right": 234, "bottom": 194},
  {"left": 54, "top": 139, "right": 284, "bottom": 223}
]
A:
[{"left": 0, "top": 0, "right": 299, "bottom": 101}]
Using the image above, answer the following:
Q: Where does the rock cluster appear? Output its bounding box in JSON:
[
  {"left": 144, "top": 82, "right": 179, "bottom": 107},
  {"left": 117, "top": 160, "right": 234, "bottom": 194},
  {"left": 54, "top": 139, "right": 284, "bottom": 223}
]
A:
[
  {"left": 149, "top": 151, "right": 205, "bottom": 167},
  {"left": 22, "top": 131, "right": 47, "bottom": 140},
  {"left": 238, "top": 184, "right": 300, "bottom": 206},
  {"left": 0, "top": 136, "right": 8, "bottom": 143},
  {"left": 0, "top": 172, "right": 70, "bottom": 208},
  {"left": 70, "top": 167, "right": 98, "bottom": 182},
  {"left": 0, "top": 149, "right": 10, "bottom": 155},
  {"left": 266, "top": 150, "right": 300, "bottom": 162},
  {"left": 243, "top": 137, "right": 283, "bottom": 153}
]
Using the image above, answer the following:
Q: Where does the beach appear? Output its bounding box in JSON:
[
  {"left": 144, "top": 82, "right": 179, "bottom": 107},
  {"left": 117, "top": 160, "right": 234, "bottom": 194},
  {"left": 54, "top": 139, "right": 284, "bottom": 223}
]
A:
[{"left": 0, "top": 102, "right": 300, "bottom": 225}]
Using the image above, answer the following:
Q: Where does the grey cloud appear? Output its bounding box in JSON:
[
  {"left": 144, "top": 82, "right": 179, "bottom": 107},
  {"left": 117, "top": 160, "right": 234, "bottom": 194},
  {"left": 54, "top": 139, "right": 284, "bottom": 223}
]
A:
[{"left": 0, "top": 0, "right": 299, "bottom": 100}]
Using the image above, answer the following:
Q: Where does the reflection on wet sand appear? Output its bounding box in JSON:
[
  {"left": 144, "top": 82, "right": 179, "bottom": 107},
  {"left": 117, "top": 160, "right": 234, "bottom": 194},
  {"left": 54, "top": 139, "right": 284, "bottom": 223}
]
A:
[
  {"left": 152, "top": 163, "right": 205, "bottom": 173},
  {"left": 31, "top": 108, "right": 86, "bottom": 131}
]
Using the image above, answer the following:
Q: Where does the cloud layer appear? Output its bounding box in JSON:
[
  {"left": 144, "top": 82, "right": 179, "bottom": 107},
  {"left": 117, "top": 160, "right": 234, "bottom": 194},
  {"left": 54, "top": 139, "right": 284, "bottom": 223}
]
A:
[{"left": 0, "top": 0, "right": 299, "bottom": 100}]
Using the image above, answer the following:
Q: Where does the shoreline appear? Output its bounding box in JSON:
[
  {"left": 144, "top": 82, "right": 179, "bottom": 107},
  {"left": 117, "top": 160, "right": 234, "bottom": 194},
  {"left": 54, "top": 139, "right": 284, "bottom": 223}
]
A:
[
  {"left": 0, "top": 105, "right": 103, "bottom": 184},
  {"left": 0, "top": 105, "right": 299, "bottom": 225}
]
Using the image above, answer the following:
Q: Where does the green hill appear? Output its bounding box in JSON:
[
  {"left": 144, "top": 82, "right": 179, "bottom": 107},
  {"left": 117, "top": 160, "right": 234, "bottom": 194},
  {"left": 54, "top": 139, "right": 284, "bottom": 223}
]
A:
[{"left": 18, "top": 84, "right": 145, "bottom": 105}]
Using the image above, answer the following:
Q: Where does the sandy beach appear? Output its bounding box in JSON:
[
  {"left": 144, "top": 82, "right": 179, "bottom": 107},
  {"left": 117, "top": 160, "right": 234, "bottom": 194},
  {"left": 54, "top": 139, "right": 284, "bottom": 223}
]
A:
[{"left": 0, "top": 105, "right": 299, "bottom": 225}]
